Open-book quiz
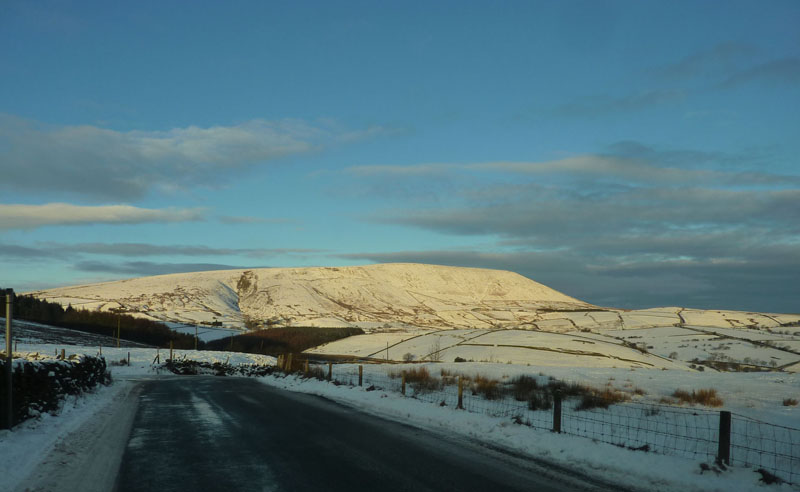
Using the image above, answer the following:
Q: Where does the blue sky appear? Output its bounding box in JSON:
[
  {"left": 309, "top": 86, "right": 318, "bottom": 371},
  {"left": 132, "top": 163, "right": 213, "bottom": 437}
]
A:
[{"left": 1, "top": 0, "right": 798, "bottom": 312}]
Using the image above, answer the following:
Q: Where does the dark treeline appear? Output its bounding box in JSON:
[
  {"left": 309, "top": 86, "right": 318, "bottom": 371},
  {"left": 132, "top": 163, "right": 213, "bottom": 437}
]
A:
[
  {"left": 205, "top": 326, "right": 364, "bottom": 356},
  {"left": 1, "top": 291, "right": 199, "bottom": 349}
]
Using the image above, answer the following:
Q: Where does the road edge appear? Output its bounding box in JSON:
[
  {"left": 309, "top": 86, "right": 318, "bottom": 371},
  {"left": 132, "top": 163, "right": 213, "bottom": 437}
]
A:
[{"left": 14, "top": 380, "right": 142, "bottom": 492}]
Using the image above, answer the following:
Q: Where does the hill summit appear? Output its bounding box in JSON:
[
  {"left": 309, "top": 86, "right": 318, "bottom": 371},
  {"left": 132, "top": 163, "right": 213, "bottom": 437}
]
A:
[{"left": 29, "top": 263, "right": 593, "bottom": 330}]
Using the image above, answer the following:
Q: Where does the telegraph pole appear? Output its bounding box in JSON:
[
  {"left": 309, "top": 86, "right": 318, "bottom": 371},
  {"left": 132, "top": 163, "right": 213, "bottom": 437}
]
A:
[{"left": 4, "top": 288, "right": 14, "bottom": 430}]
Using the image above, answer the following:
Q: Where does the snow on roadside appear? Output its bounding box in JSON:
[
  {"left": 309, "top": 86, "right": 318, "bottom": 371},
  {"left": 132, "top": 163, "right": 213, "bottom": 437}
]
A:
[
  {"left": 0, "top": 382, "right": 128, "bottom": 491},
  {"left": 258, "top": 372, "right": 796, "bottom": 492},
  {"left": 10, "top": 343, "right": 275, "bottom": 379},
  {"left": 0, "top": 345, "right": 275, "bottom": 492}
]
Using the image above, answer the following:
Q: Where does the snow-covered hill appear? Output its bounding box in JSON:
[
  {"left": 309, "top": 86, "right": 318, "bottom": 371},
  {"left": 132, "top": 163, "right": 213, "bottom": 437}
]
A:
[
  {"left": 26, "top": 263, "right": 800, "bottom": 369},
  {"left": 27, "top": 263, "right": 593, "bottom": 330},
  {"left": 28, "top": 263, "right": 799, "bottom": 333}
]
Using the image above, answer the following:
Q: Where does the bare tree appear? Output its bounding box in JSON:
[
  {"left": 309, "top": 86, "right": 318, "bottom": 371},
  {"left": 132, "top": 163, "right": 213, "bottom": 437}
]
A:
[{"left": 428, "top": 337, "right": 441, "bottom": 362}]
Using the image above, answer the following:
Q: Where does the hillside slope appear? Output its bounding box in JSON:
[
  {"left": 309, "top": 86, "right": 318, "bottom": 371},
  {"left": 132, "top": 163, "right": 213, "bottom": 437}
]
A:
[{"left": 28, "top": 263, "right": 593, "bottom": 330}]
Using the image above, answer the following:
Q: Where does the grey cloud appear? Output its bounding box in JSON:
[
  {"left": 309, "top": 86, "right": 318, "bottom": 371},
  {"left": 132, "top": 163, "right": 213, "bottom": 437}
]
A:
[
  {"left": 348, "top": 144, "right": 800, "bottom": 313},
  {"left": 345, "top": 143, "right": 795, "bottom": 189},
  {"left": 2, "top": 241, "right": 324, "bottom": 259},
  {"left": 654, "top": 42, "right": 756, "bottom": 80},
  {"left": 0, "top": 243, "right": 63, "bottom": 260},
  {"left": 555, "top": 89, "right": 686, "bottom": 117},
  {"left": 719, "top": 57, "right": 800, "bottom": 88},
  {"left": 73, "top": 261, "right": 259, "bottom": 276},
  {"left": 0, "top": 115, "right": 384, "bottom": 201},
  {"left": 378, "top": 187, "right": 800, "bottom": 239},
  {"left": 60, "top": 243, "right": 322, "bottom": 258}
]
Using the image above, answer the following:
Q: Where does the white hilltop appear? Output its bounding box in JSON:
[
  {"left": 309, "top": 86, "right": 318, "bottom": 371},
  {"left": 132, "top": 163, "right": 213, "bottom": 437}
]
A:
[{"left": 27, "top": 263, "right": 593, "bottom": 330}]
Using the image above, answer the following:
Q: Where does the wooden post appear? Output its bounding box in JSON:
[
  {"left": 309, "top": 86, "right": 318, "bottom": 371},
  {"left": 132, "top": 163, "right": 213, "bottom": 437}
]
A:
[
  {"left": 194, "top": 326, "right": 198, "bottom": 351},
  {"left": 116, "top": 316, "right": 120, "bottom": 348},
  {"left": 156, "top": 348, "right": 160, "bottom": 364},
  {"left": 552, "top": 391, "right": 562, "bottom": 433},
  {"left": 717, "top": 411, "right": 731, "bottom": 465},
  {"left": 99, "top": 345, "right": 102, "bottom": 356},
  {"left": 60, "top": 349, "right": 65, "bottom": 360},
  {"left": 127, "top": 352, "right": 130, "bottom": 366},
  {"left": 401, "top": 374, "right": 406, "bottom": 395},
  {"left": 169, "top": 340, "right": 174, "bottom": 361},
  {"left": 358, "top": 365, "right": 363, "bottom": 387},
  {"left": 287, "top": 353, "right": 293, "bottom": 373},
  {"left": 327, "top": 362, "right": 332, "bottom": 381},
  {"left": 4, "top": 288, "right": 13, "bottom": 430},
  {"left": 277, "top": 355, "right": 284, "bottom": 370},
  {"left": 457, "top": 376, "right": 464, "bottom": 409},
  {"left": 304, "top": 359, "right": 309, "bottom": 375}
]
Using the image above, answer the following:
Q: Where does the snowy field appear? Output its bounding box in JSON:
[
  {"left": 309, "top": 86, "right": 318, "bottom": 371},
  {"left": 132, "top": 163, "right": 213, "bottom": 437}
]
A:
[{"left": 309, "top": 325, "right": 800, "bottom": 372}]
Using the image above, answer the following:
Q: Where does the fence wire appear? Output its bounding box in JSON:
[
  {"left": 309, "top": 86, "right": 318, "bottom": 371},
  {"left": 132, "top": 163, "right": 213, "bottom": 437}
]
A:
[
  {"left": 730, "top": 413, "right": 800, "bottom": 484},
  {"left": 561, "top": 402, "right": 719, "bottom": 460},
  {"left": 317, "top": 364, "right": 798, "bottom": 485}
]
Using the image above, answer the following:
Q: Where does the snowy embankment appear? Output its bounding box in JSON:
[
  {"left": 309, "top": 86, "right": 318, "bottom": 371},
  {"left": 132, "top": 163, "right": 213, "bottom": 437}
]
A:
[
  {"left": 2, "top": 352, "right": 108, "bottom": 425},
  {"left": 259, "top": 368, "right": 798, "bottom": 492}
]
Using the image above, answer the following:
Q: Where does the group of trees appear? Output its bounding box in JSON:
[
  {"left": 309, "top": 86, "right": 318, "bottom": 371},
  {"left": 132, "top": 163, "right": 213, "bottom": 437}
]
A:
[
  {"left": 1, "top": 291, "right": 198, "bottom": 349},
  {"left": 2, "top": 291, "right": 365, "bottom": 355},
  {"left": 205, "top": 326, "right": 363, "bottom": 356}
]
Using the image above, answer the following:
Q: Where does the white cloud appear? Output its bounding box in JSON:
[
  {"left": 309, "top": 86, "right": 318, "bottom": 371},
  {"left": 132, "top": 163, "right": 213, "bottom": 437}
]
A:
[
  {"left": 0, "top": 203, "right": 205, "bottom": 230},
  {"left": 0, "top": 115, "right": 386, "bottom": 200},
  {"left": 346, "top": 154, "right": 799, "bottom": 187}
]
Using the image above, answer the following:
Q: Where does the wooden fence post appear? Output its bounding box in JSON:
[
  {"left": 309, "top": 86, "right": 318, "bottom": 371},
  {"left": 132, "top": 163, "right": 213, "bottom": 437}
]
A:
[
  {"left": 457, "top": 376, "right": 464, "bottom": 409},
  {"left": 60, "top": 349, "right": 65, "bottom": 360},
  {"left": 169, "top": 340, "right": 174, "bottom": 361},
  {"left": 287, "top": 353, "right": 293, "bottom": 373},
  {"left": 99, "top": 345, "right": 102, "bottom": 356},
  {"left": 327, "top": 362, "right": 332, "bottom": 381},
  {"left": 717, "top": 411, "right": 731, "bottom": 465},
  {"left": 552, "top": 390, "right": 562, "bottom": 433},
  {"left": 127, "top": 352, "right": 130, "bottom": 366},
  {"left": 401, "top": 374, "right": 406, "bottom": 395},
  {"left": 358, "top": 365, "right": 363, "bottom": 387},
  {"left": 304, "top": 359, "right": 309, "bottom": 375}
]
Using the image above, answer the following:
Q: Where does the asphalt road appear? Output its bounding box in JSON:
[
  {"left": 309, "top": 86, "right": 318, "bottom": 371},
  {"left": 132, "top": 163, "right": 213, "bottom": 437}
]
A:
[{"left": 115, "top": 376, "right": 620, "bottom": 492}]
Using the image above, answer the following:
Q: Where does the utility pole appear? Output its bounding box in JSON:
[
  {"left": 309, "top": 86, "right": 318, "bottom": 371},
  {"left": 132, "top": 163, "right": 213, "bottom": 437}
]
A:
[{"left": 4, "top": 288, "right": 14, "bottom": 430}]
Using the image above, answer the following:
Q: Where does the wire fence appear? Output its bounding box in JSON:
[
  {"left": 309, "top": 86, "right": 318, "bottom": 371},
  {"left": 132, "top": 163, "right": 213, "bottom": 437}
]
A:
[
  {"left": 730, "top": 414, "right": 800, "bottom": 484},
  {"left": 318, "top": 363, "right": 799, "bottom": 485}
]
